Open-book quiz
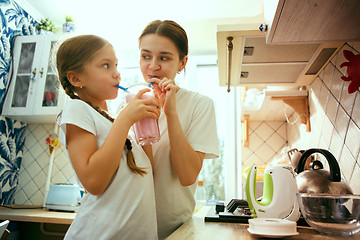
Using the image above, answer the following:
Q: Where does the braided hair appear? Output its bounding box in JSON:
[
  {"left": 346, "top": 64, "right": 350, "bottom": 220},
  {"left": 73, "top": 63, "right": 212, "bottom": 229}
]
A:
[{"left": 56, "top": 34, "right": 146, "bottom": 176}]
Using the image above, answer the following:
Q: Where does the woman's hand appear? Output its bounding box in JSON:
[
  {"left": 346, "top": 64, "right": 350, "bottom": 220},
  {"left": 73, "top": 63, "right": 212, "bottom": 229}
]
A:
[
  {"left": 120, "top": 88, "right": 160, "bottom": 126},
  {"left": 151, "top": 77, "right": 179, "bottom": 116}
]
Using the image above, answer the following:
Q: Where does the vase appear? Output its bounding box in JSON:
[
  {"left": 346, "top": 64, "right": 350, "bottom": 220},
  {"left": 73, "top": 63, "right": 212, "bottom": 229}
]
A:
[{"left": 63, "top": 22, "right": 76, "bottom": 33}]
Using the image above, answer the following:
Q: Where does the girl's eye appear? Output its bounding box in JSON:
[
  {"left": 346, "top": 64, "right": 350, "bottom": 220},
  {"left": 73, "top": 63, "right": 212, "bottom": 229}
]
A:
[
  {"left": 103, "top": 64, "right": 109, "bottom": 69},
  {"left": 160, "top": 56, "right": 168, "bottom": 61}
]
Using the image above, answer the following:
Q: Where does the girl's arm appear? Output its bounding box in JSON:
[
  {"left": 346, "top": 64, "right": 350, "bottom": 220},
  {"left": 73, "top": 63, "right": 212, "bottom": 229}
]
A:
[
  {"left": 152, "top": 78, "right": 205, "bottom": 186},
  {"left": 66, "top": 89, "right": 160, "bottom": 195},
  {"left": 66, "top": 114, "right": 133, "bottom": 195}
]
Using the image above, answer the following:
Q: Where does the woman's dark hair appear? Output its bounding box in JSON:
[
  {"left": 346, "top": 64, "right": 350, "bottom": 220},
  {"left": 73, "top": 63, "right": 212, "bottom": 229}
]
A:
[
  {"left": 139, "top": 20, "right": 188, "bottom": 60},
  {"left": 56, "top": 34, "right": 146, "bottom": 176}
]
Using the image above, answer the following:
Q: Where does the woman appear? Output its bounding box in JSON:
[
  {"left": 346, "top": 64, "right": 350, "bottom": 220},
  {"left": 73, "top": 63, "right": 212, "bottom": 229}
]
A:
[{"left": 138, "top": 20, "right": 219, "bottom": 239}]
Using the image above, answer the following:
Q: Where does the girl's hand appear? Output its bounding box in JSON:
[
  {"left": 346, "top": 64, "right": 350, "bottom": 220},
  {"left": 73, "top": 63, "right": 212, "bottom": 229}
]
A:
[
  {"left": 121, "top": 88, "right": 160, "bottom": 125},
  {"left": 151, "top": 77, "right": 179, "bottom": 116}
]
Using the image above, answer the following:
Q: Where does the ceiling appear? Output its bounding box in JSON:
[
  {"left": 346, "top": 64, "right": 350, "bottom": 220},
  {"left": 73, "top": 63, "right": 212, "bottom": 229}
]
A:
[{"left": 19, "top": 0, "right": 264, "bottom": 65}]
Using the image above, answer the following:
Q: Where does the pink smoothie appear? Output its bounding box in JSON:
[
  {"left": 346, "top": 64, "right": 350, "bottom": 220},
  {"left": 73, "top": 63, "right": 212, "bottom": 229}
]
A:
[{"left": 125, "top": 93, "right": 160, "bottom": 145}]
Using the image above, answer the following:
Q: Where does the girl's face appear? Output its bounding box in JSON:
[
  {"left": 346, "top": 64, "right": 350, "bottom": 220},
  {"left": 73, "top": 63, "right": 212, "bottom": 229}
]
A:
[
  {"left": 78, "top": 44, "right": 120, "bottom": 106},
  {"left": 139, "top": 34, "right": 187, "bottom": 83}
]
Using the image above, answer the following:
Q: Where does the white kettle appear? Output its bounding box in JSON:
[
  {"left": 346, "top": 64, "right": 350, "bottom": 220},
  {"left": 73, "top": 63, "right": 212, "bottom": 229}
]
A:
[{"left": 245, "top": 164, "right": 300, "bottom": 221}]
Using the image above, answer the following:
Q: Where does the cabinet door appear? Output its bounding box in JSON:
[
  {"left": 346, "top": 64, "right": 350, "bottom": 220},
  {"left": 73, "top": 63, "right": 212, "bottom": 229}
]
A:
[
  {"left": 2, "top": 36, "right": 43, "bottom": 115},
  {"left": 33, "top": 35, "right": 65, "bottom": 116},
  {"left": 216, "top": 25, "right": 340, "bottom": 87},
  {"left": 238, "top": 36, "right": 320, "bottom": 85},
  {"left": 265, "top": 0, "right": 360, "bottom": 44}
]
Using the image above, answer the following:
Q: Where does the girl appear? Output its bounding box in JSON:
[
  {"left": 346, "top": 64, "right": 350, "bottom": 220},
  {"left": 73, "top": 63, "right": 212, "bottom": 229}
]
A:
[
  {"left": 57, "top": 34, "right": 159, "bottom": 240},
  {"left": 138, "top": 20, "right": 220, "bottom": 239}
]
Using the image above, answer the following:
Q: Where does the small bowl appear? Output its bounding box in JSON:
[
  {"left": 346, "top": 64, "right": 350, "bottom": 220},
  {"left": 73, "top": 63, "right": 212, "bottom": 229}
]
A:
[{"left": 297, "top": 193, "right": 360, "bottom": 236}]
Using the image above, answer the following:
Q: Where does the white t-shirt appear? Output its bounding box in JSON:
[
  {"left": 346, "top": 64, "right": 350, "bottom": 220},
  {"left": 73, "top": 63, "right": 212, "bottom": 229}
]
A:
[
  {"left": 152, "top": 88, "right": 219, "bottom": 239},
  {"left": 59, "top": 99, "right": 158, "bottom": 240}
]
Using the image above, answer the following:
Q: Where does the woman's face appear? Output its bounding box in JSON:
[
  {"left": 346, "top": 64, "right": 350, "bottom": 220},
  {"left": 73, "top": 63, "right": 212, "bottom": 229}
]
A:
[{"left": 139, "top": 34, "right": 187, "bottom": 83}]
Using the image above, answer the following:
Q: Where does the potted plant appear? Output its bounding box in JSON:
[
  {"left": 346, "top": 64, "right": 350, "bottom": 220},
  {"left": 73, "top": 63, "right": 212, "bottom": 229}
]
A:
[
  {"left": 63, "top": 15, "right": 76, "bottom": 33},
  {"left": 35, "top": 18, "right": 56, "bottom": 34}
]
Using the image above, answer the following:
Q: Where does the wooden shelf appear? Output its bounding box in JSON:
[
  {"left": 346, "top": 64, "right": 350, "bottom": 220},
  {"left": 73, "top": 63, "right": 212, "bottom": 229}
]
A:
[
  {"left": 242, "top": 115, "right": 250, "bottom": 147},
  {"left": 271, "top": 96, "right": 311, "bottom": 132}
]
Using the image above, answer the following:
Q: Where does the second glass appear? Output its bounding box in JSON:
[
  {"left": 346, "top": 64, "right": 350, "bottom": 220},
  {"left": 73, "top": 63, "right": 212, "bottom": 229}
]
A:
[{"left": 125, "top": 83, "right": 160, "bottom": 146}]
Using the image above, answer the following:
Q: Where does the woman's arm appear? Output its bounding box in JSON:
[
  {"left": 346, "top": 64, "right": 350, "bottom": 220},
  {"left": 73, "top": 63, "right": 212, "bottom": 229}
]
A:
[
  {"left": 166, "top": 112, "right": 205, "bottom": 186},
  {"left": 152, "top": 78, "right": 205, "bottom": 186}
]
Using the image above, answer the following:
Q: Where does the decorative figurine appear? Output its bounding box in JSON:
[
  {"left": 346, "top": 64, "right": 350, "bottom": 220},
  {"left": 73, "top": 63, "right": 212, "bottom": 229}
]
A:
[{"left": 340, "top": 50, "right": 360, "bottom": 94}]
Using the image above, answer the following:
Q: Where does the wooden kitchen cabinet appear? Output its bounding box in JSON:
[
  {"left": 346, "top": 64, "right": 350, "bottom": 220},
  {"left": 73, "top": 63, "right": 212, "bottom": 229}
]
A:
[
  {"left": 216, "top": 24, "right": 343, "bottom": 88},
  {"left": 264, "top": 0, "right": 360, "bottom": 44},
  {"left": 2, "top": 35, "right": 66, "bottom": 123}
]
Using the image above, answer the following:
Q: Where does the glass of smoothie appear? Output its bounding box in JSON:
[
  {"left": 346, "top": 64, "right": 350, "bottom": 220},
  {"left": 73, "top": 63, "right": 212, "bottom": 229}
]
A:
[{"left": 124, "top": 83, "right": 160, "bottom": 145}]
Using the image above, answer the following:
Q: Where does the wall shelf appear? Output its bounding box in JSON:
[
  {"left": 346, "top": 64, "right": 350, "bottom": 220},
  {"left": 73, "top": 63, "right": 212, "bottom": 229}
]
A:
[{"left": 271, "top": 96, "right": 311, "bottom": 132}]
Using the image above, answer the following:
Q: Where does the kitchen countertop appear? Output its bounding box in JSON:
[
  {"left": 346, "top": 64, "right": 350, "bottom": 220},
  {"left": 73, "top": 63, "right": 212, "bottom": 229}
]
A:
[
  {"left": 167, "top": 206, "right": 360, "bottom": 240},
  {"left": 2, "top": 205, "right": 360, "bottom": 239},
  {"left": 0, "top": 205, "right": 75, "bottom": 225}
]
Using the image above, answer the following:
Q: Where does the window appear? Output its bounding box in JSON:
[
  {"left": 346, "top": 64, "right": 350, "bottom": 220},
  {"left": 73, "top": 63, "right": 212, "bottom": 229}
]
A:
[{"left": 185, "top": 56, "right": 242, "bottom": 203}]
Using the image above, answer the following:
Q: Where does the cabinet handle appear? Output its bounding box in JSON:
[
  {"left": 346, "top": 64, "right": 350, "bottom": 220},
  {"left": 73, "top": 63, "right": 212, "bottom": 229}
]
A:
[
  {"left": 30, "top": 68, "right": 36, "bottom": 81},
  {"left": 259, "top": 23, "right": 268, "bottom": 32},
  {"left": 40, "top": 68, "right": 44, "bottom": 77},
  {"left": 226, "top": 36, "right": 233, "bottom": 93}
]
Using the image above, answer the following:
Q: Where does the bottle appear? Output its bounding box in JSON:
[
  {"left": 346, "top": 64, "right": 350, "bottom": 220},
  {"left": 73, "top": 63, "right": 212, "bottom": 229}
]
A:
[
  {"left": 207, "top": 193, "right": 218, "bottom": 206},
  {"left": 195, "top": 180, "right": 207, "bottom": 206}
]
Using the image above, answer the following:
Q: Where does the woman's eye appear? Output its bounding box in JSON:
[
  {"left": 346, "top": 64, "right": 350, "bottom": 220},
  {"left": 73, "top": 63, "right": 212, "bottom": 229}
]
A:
[
  {"left": 142, "top": 54, "right": 150, "bottom": 60},
  {"left": 160, "top": 56, "right": 168, "bottom": 61},
  {"left": 103, "top": 64, "right": 109, "bottom": 69}
]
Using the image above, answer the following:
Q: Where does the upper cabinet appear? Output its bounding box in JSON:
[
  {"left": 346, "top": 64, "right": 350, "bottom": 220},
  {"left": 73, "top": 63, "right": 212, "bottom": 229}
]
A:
[
  {"left": 2, "top": 35, "right": 66, "bottom": 123},
  {"left": 217, "top": 25, "right": 342, "bottom": 88},
  {"left": 264, "top": 0, "right": 360, "bottom": 44},
  {"left": 216, "top": 0, "right": 360, "bottom": 89}
]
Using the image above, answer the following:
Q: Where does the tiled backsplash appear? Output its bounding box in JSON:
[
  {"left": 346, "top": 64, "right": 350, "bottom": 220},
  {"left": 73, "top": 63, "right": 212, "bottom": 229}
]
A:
[
  {"left": 19, "top": 116, "right": 289, "bottom": 205},
  {"left": 288, "top": 41, "right": 360, "bottom": 194},
  {"left": 241, "top": 121, "right": 288, "bottom": 175},
  {"left": 15, "top": 124, "right": 76, "bottom": 205}
]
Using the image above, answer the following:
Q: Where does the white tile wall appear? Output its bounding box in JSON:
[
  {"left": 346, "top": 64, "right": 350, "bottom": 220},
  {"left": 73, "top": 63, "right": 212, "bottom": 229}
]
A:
[
  {"left": 15, "top": 124, "right": 76, "bottom": 205},
  {"left": 288, "top": 41, "right": 360, "bottom": 194},
  {"left": 242, "top": 121, "right": 288, "bottom": 177}
]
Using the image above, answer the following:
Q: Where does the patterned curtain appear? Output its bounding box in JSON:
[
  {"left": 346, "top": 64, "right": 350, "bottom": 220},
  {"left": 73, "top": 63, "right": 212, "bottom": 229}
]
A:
[
  {"left": 0, "top": 0, "right": 37, "bottom": 204},
  {"left": 0, "top": 116, "right": 26, "bottom": 204}
]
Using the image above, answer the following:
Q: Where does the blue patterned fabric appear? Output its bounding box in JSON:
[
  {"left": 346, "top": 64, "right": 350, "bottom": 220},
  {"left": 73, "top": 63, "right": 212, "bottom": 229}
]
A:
[
  {"left": 0, "top": 116, "right": 26, "bottom": 204},
  {"left": 0, "top": 0, "right": 37, "bottom": 204}
]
